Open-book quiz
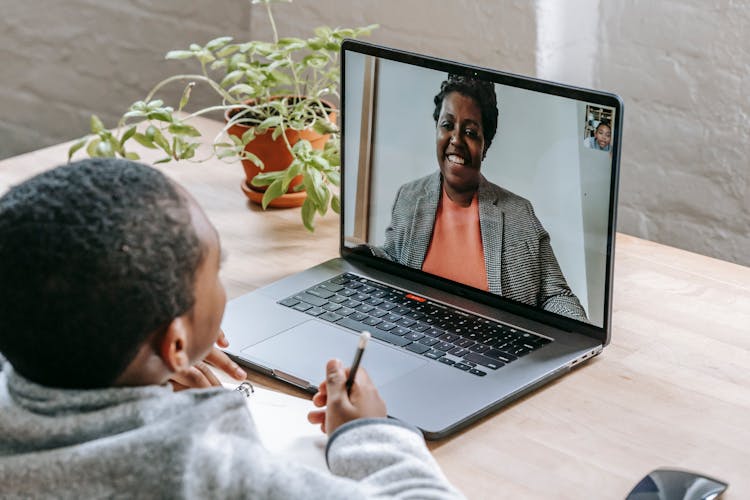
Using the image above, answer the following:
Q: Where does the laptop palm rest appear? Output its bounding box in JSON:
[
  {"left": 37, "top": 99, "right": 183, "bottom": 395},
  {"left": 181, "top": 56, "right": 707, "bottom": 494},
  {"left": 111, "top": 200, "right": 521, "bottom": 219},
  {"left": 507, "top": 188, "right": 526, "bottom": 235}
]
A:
[{"left": 241, "top": 320, "right": 426, "bottom": 390}]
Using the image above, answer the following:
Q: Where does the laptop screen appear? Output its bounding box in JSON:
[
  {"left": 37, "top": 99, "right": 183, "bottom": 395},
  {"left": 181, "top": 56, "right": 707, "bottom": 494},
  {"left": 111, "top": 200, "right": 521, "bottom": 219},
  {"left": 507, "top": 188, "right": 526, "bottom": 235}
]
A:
[{"left": 341, "top": 41, "right": 621, "bottom": 330}]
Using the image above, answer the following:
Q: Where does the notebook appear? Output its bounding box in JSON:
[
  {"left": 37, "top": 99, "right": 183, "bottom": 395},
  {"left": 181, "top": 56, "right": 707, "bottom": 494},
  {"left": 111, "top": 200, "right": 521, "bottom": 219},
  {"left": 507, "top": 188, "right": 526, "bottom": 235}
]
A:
[{"left": 221, "top": 40, "right": 622, "bottom": 439}]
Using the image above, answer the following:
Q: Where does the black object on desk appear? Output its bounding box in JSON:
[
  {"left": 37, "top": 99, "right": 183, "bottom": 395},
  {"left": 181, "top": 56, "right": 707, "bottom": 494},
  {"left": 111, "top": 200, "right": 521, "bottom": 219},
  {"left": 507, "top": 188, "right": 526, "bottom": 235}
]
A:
[{"left": 626, "top": 468, "right": 728, "bottom": 500}]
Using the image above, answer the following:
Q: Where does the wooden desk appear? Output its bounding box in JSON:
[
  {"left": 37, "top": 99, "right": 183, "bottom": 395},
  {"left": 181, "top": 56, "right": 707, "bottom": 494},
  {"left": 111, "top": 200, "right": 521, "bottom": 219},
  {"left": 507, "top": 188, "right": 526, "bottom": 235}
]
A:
[{"left": 2, "top": 116, "right": 748, "bottom": 499}]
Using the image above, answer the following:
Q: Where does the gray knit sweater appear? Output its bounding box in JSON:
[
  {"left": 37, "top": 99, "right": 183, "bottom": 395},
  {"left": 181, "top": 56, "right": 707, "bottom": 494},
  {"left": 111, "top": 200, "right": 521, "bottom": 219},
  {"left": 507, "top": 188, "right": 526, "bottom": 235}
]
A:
[{"left": 0, "top": 357, "right": 463, "bottom": 499}]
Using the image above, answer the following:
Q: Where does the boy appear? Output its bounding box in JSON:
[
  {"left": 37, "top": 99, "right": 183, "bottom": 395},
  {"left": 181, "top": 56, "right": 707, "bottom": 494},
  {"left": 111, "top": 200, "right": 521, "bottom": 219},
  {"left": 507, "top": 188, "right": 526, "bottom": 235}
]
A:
[{"left": 0, "top": 159, "right": 462, "bottom": 499}]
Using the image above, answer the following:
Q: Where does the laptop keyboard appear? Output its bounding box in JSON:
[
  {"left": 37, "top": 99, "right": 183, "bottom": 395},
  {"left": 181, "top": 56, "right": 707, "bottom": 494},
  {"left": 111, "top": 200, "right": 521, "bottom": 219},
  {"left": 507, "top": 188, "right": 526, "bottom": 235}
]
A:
[{"left": 278, "top": 273, "right": 552, "bottom": 377}]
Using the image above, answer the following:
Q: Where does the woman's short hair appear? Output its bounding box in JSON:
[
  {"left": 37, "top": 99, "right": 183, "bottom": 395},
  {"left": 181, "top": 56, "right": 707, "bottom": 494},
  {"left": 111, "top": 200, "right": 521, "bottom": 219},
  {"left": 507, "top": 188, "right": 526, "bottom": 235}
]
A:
[
  {"left": 596, "top": 120, "right": 612, "bottom": 132},
  {"left": 433, "top": 74, "right": 499, "bottom": 154},
  {"left": 0, "top": 159, "right": 204, "bottom": 388}
]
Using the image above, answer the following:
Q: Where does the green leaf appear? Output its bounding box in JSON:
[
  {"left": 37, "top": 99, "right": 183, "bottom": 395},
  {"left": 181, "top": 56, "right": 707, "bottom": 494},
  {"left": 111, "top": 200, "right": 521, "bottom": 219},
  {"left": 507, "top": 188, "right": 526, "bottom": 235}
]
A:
[
  {"left": 124, "top": 152, "right": 141, "bottom": 160},
  {"left": 256, "top": 115, "right": 283, "bottom": 133},
  {"left": 133, "top": 133, "right": 157, "bottom": 149},
  {"left": 241, "top": 128, "right": 256, "bottom": 145},
  {"left": 168, "top": 123, "right": 202, "bottom": 137},
  {"left": 300, "top": 197, "right": 315, "bottom": 232},
  {"left": 153, "top": 157, "right": 172, "bottom": 165},
  {"left": 178, "top": 82, "right": 195, "bottom": 111},
  {"left": 220, "top": 69, "right": 246, "bottom": 88},
  {"left": 86, "top": 137, "right": 101, "bottom": 157},
  {"left": 148, "top": 110, "right": 174, "bottom": 123},
  {"left": 67, "top": 138, "right": 87, "bottom": 161},
  {"left": 151, "top": 128, "right": 171, "bottom": 154},
  {"left": 165, "top": 50, "right": 195, "bottom": 60},
  {"left": 271, "top": 126, "right": 284, "bottom": 141},
  {"left": 205, "top": 36, "right": 233, "bottom": 51},
  {"left": 261, "top": 178, "right": 285, "bottom": 210},
  {"left": 241, "top": 151, "right": 264, "bottom": 168},
  {"left": 90, "top": 115, "right": 105, "bottom": 134},
  {"left": 120, "top": 126, "right": 137, "bottom": 145},
  {"left": 227, "top": 83, "right": 256, "bottom": 96},
  {"left": 251, "top": 170, "right": 283, "bottom": 187},
  {"left": 327, "top": 170, "right": 340, "bottom": 187},
  {"left": 216, "top": 45, "right": 240, "bottom": 58},
  {"left": 123, "top": 110, "right": 146, "bottom": 119},
  {"left": 331, "top": 193, "right": 340, "bottom": 214}
]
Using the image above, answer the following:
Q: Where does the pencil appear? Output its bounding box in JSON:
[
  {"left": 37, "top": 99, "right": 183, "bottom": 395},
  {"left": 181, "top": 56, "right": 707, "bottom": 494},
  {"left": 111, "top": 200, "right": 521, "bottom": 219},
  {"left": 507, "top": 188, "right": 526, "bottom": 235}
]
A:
[{"left": 345, "top": 330, "right": 370, "bottom": 394}]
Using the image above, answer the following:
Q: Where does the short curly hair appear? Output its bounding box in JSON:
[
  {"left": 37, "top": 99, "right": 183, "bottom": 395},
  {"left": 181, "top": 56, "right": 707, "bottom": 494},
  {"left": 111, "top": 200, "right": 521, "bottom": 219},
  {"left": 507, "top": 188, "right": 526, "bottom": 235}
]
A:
[
  {"left": 0, "top": 158, "right": 204, "bottom": 388},
  {"left": 433, "top": 73, "right": 499, "bottom": 155}
]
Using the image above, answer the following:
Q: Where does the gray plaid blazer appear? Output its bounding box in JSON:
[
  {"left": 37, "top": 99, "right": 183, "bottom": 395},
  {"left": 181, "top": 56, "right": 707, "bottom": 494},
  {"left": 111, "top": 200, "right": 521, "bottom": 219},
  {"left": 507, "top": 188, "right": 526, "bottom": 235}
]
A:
[{"left": 376, "top": 172, "right": 588, "bottom": 322}]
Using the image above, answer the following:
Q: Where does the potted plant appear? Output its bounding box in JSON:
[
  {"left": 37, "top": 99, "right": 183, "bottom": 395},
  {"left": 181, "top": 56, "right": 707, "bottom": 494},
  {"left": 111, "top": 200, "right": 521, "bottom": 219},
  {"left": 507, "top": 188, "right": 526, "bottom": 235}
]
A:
[{"left": 69, "top": 0, "right": 376, "bottom": 231}]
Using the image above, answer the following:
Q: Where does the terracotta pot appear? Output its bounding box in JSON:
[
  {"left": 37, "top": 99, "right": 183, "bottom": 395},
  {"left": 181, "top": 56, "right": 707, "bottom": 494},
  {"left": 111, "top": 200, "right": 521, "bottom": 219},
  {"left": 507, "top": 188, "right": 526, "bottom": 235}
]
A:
[{"left": 225, "top": 97, "right": 337, "bottom": 208}]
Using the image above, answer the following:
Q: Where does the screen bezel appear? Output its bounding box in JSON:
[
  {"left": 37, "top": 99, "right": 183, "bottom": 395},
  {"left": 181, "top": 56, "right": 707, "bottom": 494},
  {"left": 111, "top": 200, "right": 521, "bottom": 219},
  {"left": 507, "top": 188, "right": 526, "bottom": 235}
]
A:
[{"left": 340, "top": 39, "right": 622, "bottom": 345}]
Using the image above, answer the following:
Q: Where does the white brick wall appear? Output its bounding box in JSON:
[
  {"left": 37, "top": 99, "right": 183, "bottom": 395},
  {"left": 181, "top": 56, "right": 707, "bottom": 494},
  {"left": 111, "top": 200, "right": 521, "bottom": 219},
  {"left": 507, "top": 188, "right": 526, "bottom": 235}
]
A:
[{"left": 1, "top": 0, "right": 747, "bottom": 266}]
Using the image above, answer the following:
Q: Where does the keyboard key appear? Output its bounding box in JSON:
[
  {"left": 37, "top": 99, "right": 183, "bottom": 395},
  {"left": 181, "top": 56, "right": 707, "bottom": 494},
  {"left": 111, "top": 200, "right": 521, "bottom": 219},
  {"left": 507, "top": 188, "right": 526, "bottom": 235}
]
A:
[
  {"left": 485, "top": 349, "right": 517, "bottom": 363},
  {"left": 438, "top": 333, "right": 459, "bottom": 343},
  {"left": 329, "top": 295, "right": 348, "bottom": 304},
  {"left": 423, "top": 349, "right": 444, "bottom": 360},
  {"left": 435, "top": 342, "right": 454, "bottom": 352},
  {"left": 279, "top": 297, "right": 299, "bottom": 307},
  {"left": 405, "top": 343, "right": 430, "bottom": 354},
  {"left": 425, "top": 328, "right": 444, "bottom": 338},
  {"left": 363, "top": 317, "right": 382, "bottom": 326},
  {"left": 384, "top": 313, "right": 401, "bottom": 323},
  {"left": 376, "top": 322, "right": 396, "bottom": 331},
  {"left": 370, "top": 309, "right": 388, "bottom": 318},
  {"left": 469, "top": 344, "right": 490, "bottom": 354},
  {"left": 449, "top": 347, "right": 470, "bottom": 357},
  {"left": 419, "top": 337, "right": 439, "bottom": 346},
  {"left": 392, "top": 327, "right": 409, "bottom": 336},
  {"left": 371, "top": 329, "right": 412, "bottom": 347},
  {"left": 340, "top": 289, "right": 357, "bottom": 297},
  {"left": 356, "top": 304, "right": 375, "bottom": 313},
  {"left": 455, "top": 338, "right": 475, "bottom": 348},
  {"left": 337, "top": 307, "right": 355, "bottom": 317},
  {"left": 380, "top": 302, "right": 397, "bottom": 311},
  {"left": 462, "top": 353, "right": 504, "bottom": 370},
  {"left": 438, "top": 357, "right": 455, "bottom": 366},
  {"left": 323, "top": 302, "right": 342, "bottom": 312},
  {"left": 319, "top": 312, "right": 342, "bottom": 322},
  {"left": 304, "top": 306, "right": 325, "bottom": 316},
  {"left": 342, "top": 299, "right": 360, "bottom": 308},
  {"left": 306, "top": 288, "right": 335, "bottom": 299},
  {"left": 453, "top": 363, "right": 472, "bottom": 371},
  {"left": 320, "top": 283, "right": 344, "bottom": 292},
  {"left": 294, "top": 293, "right": 327, "bottom": 307},
  {"left": 365, "top": 297, "right": 384, "bottom": 306},
  {"left": 405, "top": 332, "right": 424, "bottom": 341},
  {"left": 411, "top": 323, "right": 429, "bottom": 332},
  {"left": 469, "top": 369, "right": 487, "bottom": 377},
  {"left": 398, "top": 318, "right": 416, "bottom": 327},
  {"left": 292, "top": 302, "right": 312, "bottom": 312},
  {"left": 350, "top": 312, "right": 368, "bottom": 321}
]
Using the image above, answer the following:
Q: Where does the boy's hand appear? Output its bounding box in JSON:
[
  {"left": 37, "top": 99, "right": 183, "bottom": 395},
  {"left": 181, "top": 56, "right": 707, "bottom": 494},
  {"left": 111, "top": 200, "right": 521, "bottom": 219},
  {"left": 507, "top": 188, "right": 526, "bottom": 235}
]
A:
[
  {"left": 307, "top": 359, "right": 387, "bottom": 435},
  {"left": 169, "top": 330, "right": 247, "bottom": 391}
]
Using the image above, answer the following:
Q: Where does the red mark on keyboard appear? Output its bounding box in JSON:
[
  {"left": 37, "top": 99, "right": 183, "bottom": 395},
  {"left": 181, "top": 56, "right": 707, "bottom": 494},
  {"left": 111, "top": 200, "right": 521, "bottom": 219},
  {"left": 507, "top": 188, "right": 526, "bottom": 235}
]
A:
[{"left": 405, "top": 293, "right": 426, "bottom": 302}]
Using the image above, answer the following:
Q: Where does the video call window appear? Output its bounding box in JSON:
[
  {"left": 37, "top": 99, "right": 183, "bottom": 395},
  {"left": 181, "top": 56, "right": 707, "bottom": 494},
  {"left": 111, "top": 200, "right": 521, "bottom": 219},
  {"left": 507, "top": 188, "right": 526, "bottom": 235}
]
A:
[{"left": 343, "top": 54, "right": 616, "bottom": 328}]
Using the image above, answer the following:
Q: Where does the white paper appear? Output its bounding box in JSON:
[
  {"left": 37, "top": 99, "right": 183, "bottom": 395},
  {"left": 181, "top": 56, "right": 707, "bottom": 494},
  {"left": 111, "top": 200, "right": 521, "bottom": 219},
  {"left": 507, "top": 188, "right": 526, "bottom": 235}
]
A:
[{"left": 222, "top": 382, "right": 328, "bottom": 470}]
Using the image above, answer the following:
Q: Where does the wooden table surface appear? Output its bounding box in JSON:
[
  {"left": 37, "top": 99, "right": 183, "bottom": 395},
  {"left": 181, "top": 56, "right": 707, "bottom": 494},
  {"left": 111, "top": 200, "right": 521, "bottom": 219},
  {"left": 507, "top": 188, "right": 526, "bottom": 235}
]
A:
[{"left": 2, "top": 116, "right": 748, "bottom": 499}]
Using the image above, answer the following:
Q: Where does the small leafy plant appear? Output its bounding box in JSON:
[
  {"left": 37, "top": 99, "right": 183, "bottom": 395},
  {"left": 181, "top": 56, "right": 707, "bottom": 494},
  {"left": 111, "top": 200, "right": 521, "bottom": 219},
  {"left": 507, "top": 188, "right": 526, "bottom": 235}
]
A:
[{"left": 69, "top": 0, "right": 376, "bottom": 231}]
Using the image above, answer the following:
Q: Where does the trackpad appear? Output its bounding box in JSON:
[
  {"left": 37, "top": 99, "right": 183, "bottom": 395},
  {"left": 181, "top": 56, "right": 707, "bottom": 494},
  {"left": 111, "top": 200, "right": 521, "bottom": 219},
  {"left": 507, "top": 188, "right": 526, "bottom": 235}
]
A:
[{"left": 242, "top": 320, "right": 426, "bottom": 388}]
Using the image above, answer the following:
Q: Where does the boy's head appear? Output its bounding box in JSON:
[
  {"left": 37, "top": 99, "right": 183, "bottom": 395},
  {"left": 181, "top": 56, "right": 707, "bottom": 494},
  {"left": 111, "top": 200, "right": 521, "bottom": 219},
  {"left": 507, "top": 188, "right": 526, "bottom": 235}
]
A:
[{"left": 0, "top": 158, "right": 226, "bottom": 388}]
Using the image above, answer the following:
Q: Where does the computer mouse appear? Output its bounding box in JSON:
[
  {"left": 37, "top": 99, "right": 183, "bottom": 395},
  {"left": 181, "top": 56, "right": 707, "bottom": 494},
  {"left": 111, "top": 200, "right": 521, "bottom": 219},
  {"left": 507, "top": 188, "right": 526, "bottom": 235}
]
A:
[{"left": 626, "top": 468, "right": 728, "bottom": 500}]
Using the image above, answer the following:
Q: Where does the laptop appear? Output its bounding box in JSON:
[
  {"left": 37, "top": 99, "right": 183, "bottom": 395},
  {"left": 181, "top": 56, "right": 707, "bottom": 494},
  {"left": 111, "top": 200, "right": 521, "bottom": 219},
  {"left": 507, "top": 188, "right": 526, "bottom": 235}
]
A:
[{"left": 221, "top": 40, "right": 622, "bottom": 439}]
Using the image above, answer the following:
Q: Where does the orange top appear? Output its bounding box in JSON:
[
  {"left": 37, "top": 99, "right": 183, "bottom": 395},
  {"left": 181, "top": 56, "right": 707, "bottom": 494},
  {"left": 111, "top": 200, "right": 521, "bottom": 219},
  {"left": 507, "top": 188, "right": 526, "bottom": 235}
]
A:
[{"left": 422, "top": 188, "right": 489, "bottom": 291}]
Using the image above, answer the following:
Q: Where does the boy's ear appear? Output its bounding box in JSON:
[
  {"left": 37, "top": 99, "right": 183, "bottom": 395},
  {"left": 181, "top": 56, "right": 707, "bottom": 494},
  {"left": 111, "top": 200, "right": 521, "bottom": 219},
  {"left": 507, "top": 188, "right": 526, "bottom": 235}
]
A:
[{"left": 159, "top": 317, "right": 191, "bottom": 373}]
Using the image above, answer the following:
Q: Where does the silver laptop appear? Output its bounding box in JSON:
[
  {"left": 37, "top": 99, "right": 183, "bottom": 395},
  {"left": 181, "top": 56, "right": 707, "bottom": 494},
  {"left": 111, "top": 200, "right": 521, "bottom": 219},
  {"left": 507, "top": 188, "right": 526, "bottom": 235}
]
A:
[{"left": 221, "top": 40, "right": 622, "bottom": 439}]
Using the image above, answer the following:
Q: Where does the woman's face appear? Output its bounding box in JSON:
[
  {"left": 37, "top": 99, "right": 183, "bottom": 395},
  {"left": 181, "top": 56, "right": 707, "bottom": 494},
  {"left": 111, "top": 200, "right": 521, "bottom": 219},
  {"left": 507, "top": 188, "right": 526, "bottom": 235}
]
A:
[
  {"left": 435, "top": 91, "right": 485, "bottom": 197},
  {"left": 595, "top": 124, "right": 611, "bottom": 149}
]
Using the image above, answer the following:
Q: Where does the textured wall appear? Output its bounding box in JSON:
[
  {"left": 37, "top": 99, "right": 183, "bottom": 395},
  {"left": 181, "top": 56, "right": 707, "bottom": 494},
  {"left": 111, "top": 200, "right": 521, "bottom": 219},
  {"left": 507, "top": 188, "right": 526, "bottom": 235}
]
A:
[
  {"left": 596, "top": 0, "right": 750, "bottom": 266},
  {"left": 0, "top": 0, "right": 250, "bottom": 159},
  {"left": 1, "top": 0, "right": 748, "bottom": 266}
]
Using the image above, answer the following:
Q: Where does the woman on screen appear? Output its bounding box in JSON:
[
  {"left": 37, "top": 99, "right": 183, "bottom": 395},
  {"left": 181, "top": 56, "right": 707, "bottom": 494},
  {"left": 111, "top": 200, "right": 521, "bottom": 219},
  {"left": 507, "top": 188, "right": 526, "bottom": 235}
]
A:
[{"left": 376, "top": 74, "right": 588, "bottom": 322}]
